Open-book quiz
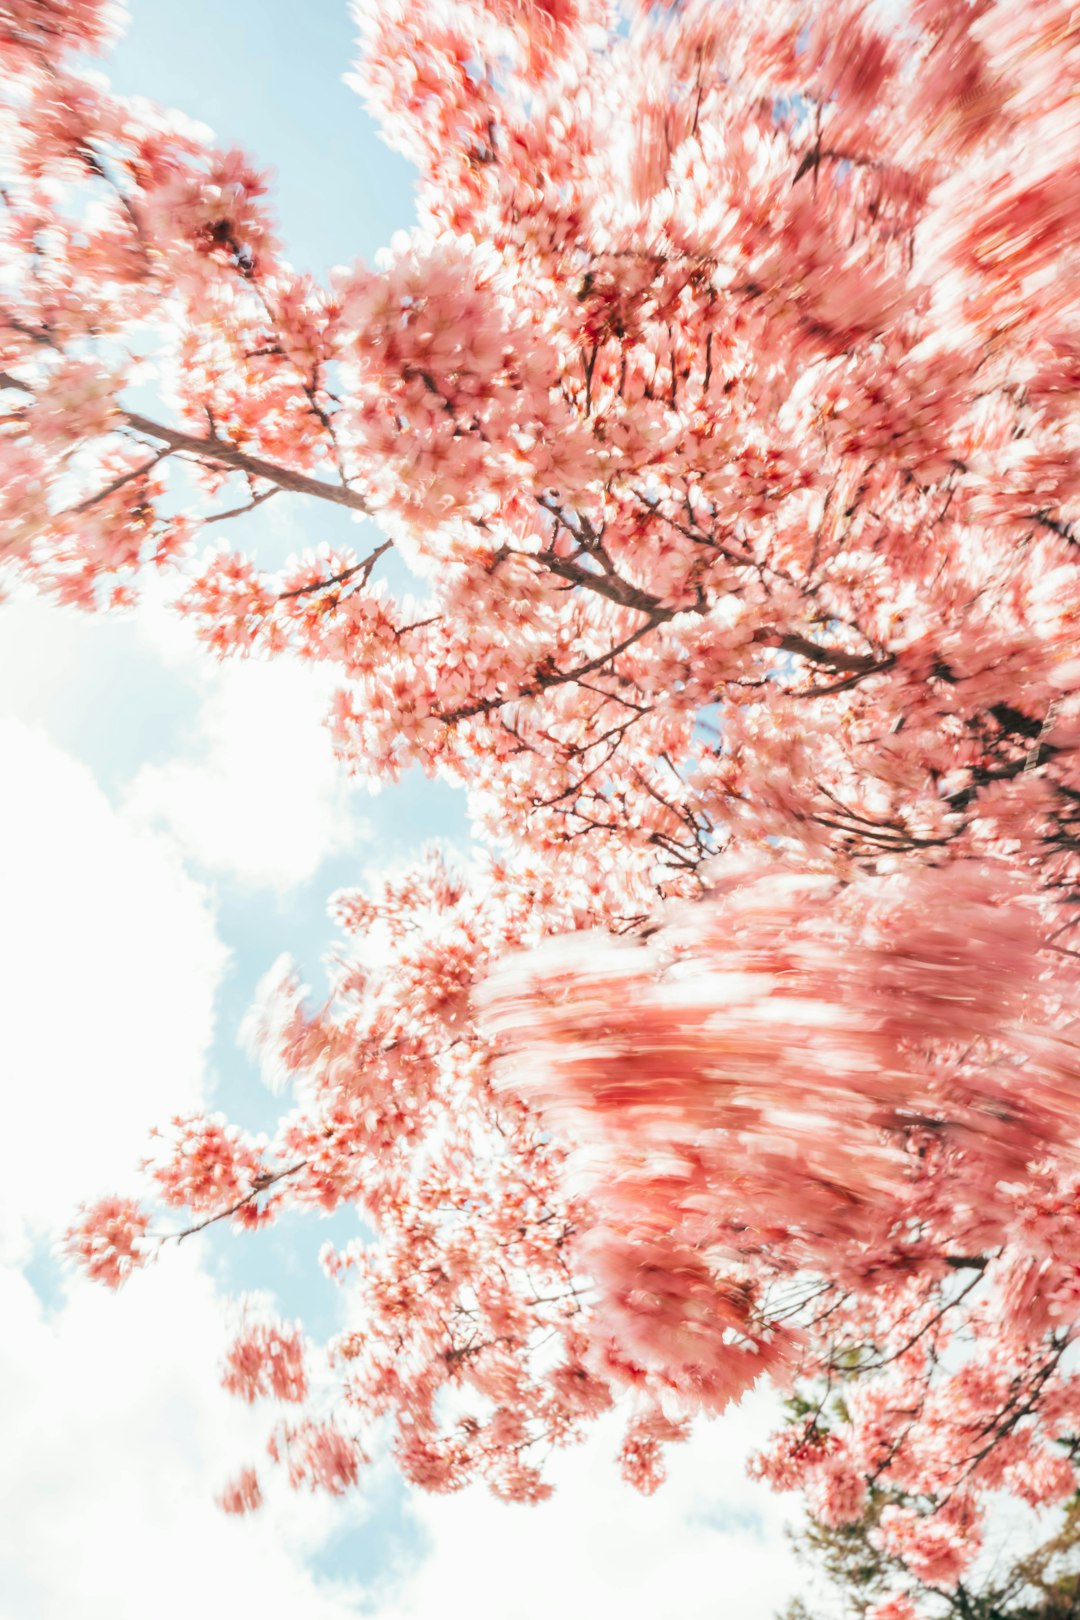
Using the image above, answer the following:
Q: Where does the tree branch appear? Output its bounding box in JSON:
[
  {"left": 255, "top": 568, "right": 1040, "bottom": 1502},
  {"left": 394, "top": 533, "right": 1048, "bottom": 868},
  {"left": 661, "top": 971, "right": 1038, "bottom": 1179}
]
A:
[{"left": 0, "top": 369, "right": 376, "bottom": 517}]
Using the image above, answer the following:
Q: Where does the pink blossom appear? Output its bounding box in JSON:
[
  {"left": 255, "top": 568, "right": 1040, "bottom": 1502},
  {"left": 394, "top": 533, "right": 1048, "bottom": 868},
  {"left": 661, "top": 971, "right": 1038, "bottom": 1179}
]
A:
[
  {"left": 20, "top": 0, "right": 1080, "bottom": 1576},
  {"left": 217, "top": 1467, "right": 262, "bottom": 1515},
  {"left": 222, "top": 1317, "right": 308, "bottom": 1405},
  {"left": 873, "top": 1504, "right": 980, "bottom": 1591},
  {"left": 867, "top": 1596, "right": 921, "bottom": 1620},
  {"left": 271, "top": 1421, "right": 362, "bottom": 1497},
  {"left": 64, "top": 1197, "right": 152, "bottom": 1289}
]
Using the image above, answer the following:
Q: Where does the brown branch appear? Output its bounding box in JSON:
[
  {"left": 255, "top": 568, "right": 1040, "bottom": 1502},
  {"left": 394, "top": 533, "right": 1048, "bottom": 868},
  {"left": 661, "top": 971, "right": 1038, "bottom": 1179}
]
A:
[
  {"left": 121, "top": 408, "right": 374, "bottom": 513},
  {"left": 275, "top": 540, "right": 393, "bottom": 601},
  {"left": 440, "top": 615, "right": 667, "bottom": 724},
  {"left": 199, "top": 486, "right": 281, "bottom": 526},
  {"left": 0, "top": 369, "right": 376, "bottom": 517},
  {"left": 834, "top": 1270, "right": 985, "bottom": 1376},
  {"left": 171, "top": 1160, "right": 308, "bottom": 1244},
  {"left": 755, "top": 627, "right": 889, "bottom": 675},
  {"left": 67, "top": 451, "right": 168, "bottom": 516}
]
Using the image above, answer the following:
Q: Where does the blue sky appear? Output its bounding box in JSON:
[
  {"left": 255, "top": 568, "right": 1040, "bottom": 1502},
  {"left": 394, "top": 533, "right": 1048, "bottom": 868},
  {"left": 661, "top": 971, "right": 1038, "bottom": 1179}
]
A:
[
  {"left": 109, "top": 0, "right": 414, "bottom": 270},
  {"left": 0, "top": 6, "right": 806, "bottom": 1616}
]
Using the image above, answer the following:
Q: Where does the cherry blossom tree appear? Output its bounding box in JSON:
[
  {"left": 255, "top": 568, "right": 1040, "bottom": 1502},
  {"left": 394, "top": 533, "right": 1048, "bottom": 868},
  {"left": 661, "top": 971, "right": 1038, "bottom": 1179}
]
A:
[
  {"left": 7, "top": 0, "right": 1080, "bottom": 1608},
  {"left": 779, "top": 1448, "right": 1080, "bottom": 1620}
]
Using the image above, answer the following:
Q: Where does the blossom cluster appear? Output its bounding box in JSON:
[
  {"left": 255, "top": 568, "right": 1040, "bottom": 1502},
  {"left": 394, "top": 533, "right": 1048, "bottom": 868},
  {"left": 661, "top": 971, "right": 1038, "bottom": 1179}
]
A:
[{"left": 11, "top": 0, "right": 1080, "bottom": 1599}]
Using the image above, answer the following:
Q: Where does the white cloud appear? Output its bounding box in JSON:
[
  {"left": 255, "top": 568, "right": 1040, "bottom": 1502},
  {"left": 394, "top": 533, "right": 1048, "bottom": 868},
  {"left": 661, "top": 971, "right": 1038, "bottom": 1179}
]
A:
[
  {"left": 367, "top": 1394, "right": 805, "bottom": 1620},
  {"left": 0, "top": 718, "right": 227, "bottom": 1259},
  {"left": 0, "top": 583, "right": 373, "bottom": 893},
  {"left": 0, "top": 592, "right": 130, "bottom": 732},
  {"left": 125, "top": 610, "right": 370, "bottom": 892},
  {"left": 0, "top": 1253, "right": 372, "bottom": 1620},
  {"left": 0, "top": 713, "right": 372, "bottom": 1620},
  {"left": 0, "top": 604, "right": 803, "bottom": 1619}
]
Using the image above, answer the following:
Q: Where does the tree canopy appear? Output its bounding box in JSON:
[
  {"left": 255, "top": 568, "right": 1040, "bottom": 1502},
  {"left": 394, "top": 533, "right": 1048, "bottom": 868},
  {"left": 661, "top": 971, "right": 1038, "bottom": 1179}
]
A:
[{"left": 5, "top": 2, "right": 1080, "bottom": 1614}]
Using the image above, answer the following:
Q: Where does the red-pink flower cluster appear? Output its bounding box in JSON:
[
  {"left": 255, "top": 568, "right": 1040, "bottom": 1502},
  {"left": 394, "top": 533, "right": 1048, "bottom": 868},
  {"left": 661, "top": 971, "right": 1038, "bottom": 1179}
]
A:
[
  {"left": 217, "top": 1467, "right": 263, "bottom": 1516},
  {"left": 867, "top": 1597, "right": 920, "bottom": 1620},
  {"left": 268, "top": 1420, "right": 363, "bottom": 1497},
  {"left": 64, "top": 1196, "right": 152, "bottom": 1290},
  {"left": 13, "top": 0, "right": 1080, "bottom": 1593},
  {"left": 222, "top": 1317, "right": 309, "bottom": 1405},
  {"left": 148, "top": 1114, "right": 273, "bottom": 1227},
  {"left": 873, "top": 1503, "right": 979, "bottom": 1592}
]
